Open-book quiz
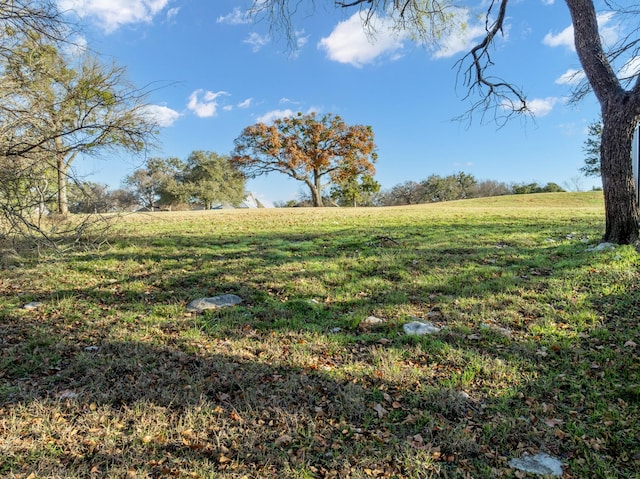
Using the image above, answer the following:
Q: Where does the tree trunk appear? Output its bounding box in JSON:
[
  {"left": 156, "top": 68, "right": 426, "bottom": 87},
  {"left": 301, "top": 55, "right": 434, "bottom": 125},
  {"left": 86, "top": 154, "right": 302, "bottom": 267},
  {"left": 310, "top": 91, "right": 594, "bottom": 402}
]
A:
[
  {"left": 310, "top": 169, "right": 323, "bottom": 207},
  {"left": 565, "top": 0, "right": 640, "bottom": 244},
  {"left": 310, "top": 186, "right": 323, "bottom": 207},
  {"left": 600, "top": 101, "right": 639, "bottom": 244},
  {"left": 57, "top": 154, "right": 68, "bottom": 216}
]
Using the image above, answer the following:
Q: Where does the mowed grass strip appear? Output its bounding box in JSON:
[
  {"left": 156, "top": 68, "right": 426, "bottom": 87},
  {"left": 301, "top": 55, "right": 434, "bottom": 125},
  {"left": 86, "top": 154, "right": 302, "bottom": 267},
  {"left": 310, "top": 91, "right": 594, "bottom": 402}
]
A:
[{"left": 1, "top": 191, "right": 639, "bottom": 478}]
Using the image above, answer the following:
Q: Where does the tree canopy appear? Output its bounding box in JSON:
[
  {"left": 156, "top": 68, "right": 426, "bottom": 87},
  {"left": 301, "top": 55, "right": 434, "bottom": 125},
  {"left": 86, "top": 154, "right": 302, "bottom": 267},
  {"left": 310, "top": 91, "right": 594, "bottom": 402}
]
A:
[
  {"left": 125, "top": 153, "right": 246, "bottom": 211},
  {"left": 1, "top": 33, "right": 158, "bottom": 215},
  {"left": 0, "top": 2, "right": 159, "bottom": 246},
  {"left": 232, "top": 112, "right": 377, "bottom": 207},
  {"left": 182, "top": 151, "right": 246, "bottom": 209}
]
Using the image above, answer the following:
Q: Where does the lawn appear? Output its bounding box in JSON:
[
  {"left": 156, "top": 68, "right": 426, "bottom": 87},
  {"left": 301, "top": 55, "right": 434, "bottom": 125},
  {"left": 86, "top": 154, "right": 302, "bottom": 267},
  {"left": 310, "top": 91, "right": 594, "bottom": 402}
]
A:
[{"left": 1, "top": 191, "right": 639, "bottom": 478}]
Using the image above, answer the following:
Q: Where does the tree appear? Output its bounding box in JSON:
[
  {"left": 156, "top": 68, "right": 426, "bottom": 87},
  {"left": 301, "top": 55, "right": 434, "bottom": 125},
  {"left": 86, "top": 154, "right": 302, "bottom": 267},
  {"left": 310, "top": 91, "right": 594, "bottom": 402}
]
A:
[
  {"left": 124, "top": 157, "right": 186, "bottom": 211},
  {"left": 420, "top": 172, "right": 478, "bottom": 203},
  {"left": 580, "top": 120, "right": 602, "bottom": 178},
  {"left": 232, "top": 112, "right": 377, "bottom": 207},
  {"left": 388, "top": 181, "right": 423, "bottom": 205},
  {"left": 0, "top": 1, "right": 64, "bottom": 59},
  {"left": 2, "top": 35, "right": 158, "bottom": 215},
  {"left": 251, "top": 0, "right": 640, "bottom": 243},
  {"left": 541, "top": 182, "right": 565, "bottom": 193},
  {"left": 68, "top": 181, "right": 112, "bottom": 213},
  {"left": 109, "top": 188, "right": 139, "bottom": 212},
  {"left": 182, "top": 151, "right": 246, "bottom": 209},
  {"left": 512, "top": 182, "right": 565, "bottom": 194},
  {"left": 329, "top": 173, "right": 380, "bottom": 207},
  {"left": 473, "top": 179, "right": 511, "bottom": 198}
]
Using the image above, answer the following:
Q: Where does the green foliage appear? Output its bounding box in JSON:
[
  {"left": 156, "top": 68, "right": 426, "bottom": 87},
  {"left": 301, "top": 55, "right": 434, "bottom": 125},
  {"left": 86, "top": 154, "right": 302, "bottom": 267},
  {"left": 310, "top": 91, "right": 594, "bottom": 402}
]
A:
[
  {"left": 124, "top": 157, "right": 187, "bottom": 210},
  {"left": 580, "top": 120, "right": 602, "bottom": 178},
  {"left": 329, "top": 173, "right": 380, "bottom": 207},
  {"left": 512, "top": 182, "right": 566, "bottom": 194},
  {"left": 125, "top": 153, "right": 246, "bottom": 210},
  {"left": 182, "top": 151, "right": 246, "bottom": 209},
  {"left": 420, "top": 171, "right": 478, "bottom": 202},
  {"left": 0, "top": 32, "right": 157, "bottom": 217}
]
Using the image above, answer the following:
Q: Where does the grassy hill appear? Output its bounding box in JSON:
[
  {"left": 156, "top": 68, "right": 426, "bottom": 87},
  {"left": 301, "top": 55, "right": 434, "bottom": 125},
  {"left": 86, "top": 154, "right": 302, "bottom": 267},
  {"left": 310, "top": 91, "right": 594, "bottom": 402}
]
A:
[{"left": 1, "top": 191, "right": 639, "bottom": 478}]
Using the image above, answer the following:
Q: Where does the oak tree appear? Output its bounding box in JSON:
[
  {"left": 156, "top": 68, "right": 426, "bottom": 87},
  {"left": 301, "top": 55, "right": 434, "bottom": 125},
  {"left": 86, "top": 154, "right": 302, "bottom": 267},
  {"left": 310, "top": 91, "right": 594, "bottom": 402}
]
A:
[
  {"left": 232, "top": 112, "right": 377, "bottom": 207},
  {"left": 251, "top": 0, "right": 640, "bottom": 243},
  {"left": 124, "top": 157, "right": 186, "bottom": 211},
  {"left": 182, "top": 151, "right": 246, "bottom": 209}
]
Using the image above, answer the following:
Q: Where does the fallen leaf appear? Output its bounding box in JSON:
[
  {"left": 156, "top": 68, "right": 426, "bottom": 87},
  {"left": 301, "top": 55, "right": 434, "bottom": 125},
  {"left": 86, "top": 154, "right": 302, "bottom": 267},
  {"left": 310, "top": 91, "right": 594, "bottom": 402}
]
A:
[
  {"left": 373, "top": 403, "right": 388, "bottom": 418},
  {"left": 56, "top": 389, "right": 78, "bottom": 400},
  {"left": 624, "top": 340, "right": 637, "bottom": 348},
  {"left": 274, "top": 434, "right": 293, "bottom": 446},
  {"left": 544, "top": 418, "right": 564, "bottom": 428}
]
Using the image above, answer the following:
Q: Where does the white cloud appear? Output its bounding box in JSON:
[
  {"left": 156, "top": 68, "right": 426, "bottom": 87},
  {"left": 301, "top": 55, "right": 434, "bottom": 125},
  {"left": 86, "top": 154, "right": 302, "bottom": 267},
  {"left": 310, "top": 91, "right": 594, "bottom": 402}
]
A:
[
  {"left": 187, "top": 89, "right": 229, "bottom": 118},
  {"left": 528, "top": 97, "right": 560, "bottom": 116},
  {"left": 318, "top": 12, "right": 405, "bottom": 68},
  {"left": 57, "top": 0, "right": 171, "bottom": 33},
  {"left": 256, "top": 107, "right": 317, "bottom": 124},
  {"left": 296, "top": 30, "right": 309, "bottom": 50},
  {"left": 555, "top": 68, "right": 586, "bottom": 85},
  {"left": 279, "top": 98, "right": 300, "bottom": 105},
  {"left": 142, "top": 104, "right": 180, "bottom": 127},
  {"left": 543, "top": 12, "right": 619, "bottom": 51},
  {"left": 63, "top": 35, "right": 88, "bottom": 56},
  {"left": 238, "top": 98, "right": 253, "bottom": 108},
  {"left": 543, "top": 24, "right": 573, "bottom": 50},
  {"left": 245, "top": 32, "right": 270, "bottom": 52},
  {"left": 431, "top": 8, "right": 487, "bottom": 59},
  {"left": 501, "top": 97, "right": 559, "bottom": 116},
  {"left": 256, "top": 109, "right": 295, "bottom": 124},
  {"left": 166, "top": 7, "right": 180, "bottom": 21},
  {"left": 619, "top": 56, "right": 640, "bottom": 80},
  {"left": 217, "top": 7, "right": 252, "bottom": 25}
]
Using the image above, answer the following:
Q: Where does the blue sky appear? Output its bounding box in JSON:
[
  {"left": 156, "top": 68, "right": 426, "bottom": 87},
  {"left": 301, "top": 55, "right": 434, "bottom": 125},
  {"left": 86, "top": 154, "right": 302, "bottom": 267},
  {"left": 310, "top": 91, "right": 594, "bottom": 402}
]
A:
[{"left": 56, "top": 0, "right": 638, "bottom": 203}]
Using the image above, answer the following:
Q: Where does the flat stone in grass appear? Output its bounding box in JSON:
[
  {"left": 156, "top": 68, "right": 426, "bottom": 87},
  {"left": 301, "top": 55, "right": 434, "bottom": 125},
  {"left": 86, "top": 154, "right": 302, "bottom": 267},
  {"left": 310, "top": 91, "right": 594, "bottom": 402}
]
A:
[
  {"left": 403, "top": 320, "right": 441, "bottom": 335},
  {"left": 587, "top": 242, "right": 616, "bottom": 252},
  {"left": 508, "top": 453, "right": 563, "bottom": 476},
  {"left": 186, "top": 294, "right": 243, "bottom": 312},
  {"left": 358, "top": 315, "right": 387, "bottom": 331},
  {"left": 22, "top": 301, "right": 43, "bottom": 310}
]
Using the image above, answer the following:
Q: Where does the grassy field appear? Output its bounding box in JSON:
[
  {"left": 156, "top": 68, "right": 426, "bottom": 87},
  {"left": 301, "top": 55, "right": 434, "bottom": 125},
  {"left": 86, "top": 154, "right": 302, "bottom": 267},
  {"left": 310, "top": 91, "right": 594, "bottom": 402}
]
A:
[{"left": 1, "top": 191, "right": 639, "bottom": 478}]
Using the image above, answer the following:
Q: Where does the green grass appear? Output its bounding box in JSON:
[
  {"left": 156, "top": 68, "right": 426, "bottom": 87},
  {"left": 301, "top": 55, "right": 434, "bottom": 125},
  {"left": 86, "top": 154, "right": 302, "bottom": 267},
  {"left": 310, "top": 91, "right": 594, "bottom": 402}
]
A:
[{"left": 1, "top": 191, "right": 639, "bottom": 478}]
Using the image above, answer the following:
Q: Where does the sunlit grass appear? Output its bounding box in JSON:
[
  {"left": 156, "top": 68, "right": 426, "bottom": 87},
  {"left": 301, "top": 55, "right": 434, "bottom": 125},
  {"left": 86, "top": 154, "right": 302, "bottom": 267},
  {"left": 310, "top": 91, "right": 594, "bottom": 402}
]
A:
[{"left": 1, "top": 192, "right": 639, "bottom": 478}]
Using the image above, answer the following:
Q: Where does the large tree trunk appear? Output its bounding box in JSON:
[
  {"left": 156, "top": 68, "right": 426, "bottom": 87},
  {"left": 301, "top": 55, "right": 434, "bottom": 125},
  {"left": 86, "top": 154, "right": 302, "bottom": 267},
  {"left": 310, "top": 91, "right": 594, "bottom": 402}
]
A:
[
  {"left": 600, "top": 102, "right": 639, "bottom": 244},
  {"left": 310, "top": 186, "right": 323, "bottom": 207},
  {"left": 309, "top": 169, "right": 324, "bottom": 207},
  {"left": 565, "top": 0, "right": 640, "bottom": 244}
]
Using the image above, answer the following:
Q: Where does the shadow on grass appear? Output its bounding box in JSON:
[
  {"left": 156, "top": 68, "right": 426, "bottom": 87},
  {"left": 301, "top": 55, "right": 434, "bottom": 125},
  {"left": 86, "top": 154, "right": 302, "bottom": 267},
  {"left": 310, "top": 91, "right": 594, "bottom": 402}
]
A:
[{"left": 1, "top": 214, "right": 639, "bottom": 477}]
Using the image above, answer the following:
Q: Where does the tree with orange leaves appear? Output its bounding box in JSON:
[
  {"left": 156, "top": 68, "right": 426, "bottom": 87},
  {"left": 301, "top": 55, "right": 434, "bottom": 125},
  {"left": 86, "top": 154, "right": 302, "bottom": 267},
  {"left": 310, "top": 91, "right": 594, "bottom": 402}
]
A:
[{"left": 231, "top": 112, "right": 377, "bottom": 207}]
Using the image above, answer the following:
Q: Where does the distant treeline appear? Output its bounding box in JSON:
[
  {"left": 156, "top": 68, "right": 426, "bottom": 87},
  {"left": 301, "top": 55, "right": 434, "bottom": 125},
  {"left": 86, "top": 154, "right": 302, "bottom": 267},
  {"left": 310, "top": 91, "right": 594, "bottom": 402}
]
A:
[{"left": 278, "top": 172, "right": 586, "bottom": 208}]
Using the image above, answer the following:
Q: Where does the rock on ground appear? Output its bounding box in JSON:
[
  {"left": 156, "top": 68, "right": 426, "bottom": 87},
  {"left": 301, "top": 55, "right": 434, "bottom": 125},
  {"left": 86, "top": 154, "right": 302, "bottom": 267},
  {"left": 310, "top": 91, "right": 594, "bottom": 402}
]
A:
[
  {"left": 403, "top": 321, "right": 441, "bottom": 335},
  {"left": 358, "top": 316, "right": 387, "bottom": 331},
  {"left": 186, "top": 294, "right": 243, "bottom": 312},
  {"left": 508, "top": 453, "right": 563, "bottom": 476}
]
